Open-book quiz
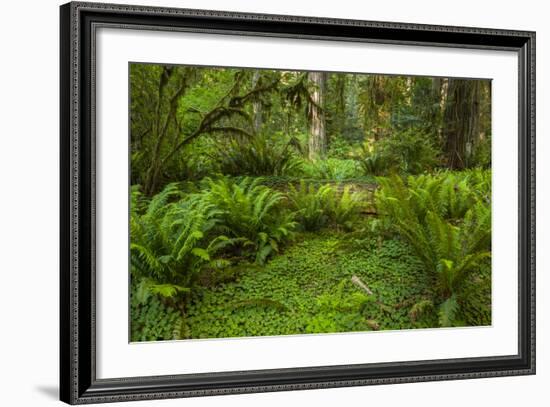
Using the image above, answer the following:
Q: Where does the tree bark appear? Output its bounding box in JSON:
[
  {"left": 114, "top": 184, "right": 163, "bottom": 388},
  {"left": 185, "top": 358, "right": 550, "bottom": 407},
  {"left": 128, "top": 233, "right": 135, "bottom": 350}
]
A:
[
  {"left": 251, "top": 70, "right": 262, "bottom": 133},
  {"left": 334, "top": 74, "right": 346, "bottom": 136},
  {"left": 308, "top": 71, "right": 328, "bottom": 160},
  {"left": 442, "top": 79, "right": 481, "bottom": 169}
]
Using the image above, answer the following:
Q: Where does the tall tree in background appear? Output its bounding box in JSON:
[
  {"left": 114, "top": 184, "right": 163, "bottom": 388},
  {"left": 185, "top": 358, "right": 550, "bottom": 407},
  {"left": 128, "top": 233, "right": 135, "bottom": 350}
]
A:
[
  {"left": 308, "top": 71, "right": 328, "bottom": 160},
  {"left": 358, "top": 75, "right": 407, "bottom": 141},
  {"left": 442, "top": 79, "right": 481, "bottom": 169},
  {"left": 251, "top": 70, "right": 263, "bottom": 133},
  {"left": 332, "top": 73, "right": 346, "bottom": 137}
]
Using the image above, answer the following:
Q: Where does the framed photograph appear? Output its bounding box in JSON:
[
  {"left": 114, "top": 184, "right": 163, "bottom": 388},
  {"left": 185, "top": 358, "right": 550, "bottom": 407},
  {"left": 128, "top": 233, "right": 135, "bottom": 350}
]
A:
[{"left": 60, "top": 1, "right": 535, "bottom": 404}]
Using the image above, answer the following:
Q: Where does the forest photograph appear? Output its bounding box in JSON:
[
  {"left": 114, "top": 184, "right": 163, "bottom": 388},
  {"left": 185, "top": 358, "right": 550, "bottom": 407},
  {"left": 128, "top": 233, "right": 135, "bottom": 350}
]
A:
[{"left": 129, "top": 63, "right": 492, "bottom": 342}]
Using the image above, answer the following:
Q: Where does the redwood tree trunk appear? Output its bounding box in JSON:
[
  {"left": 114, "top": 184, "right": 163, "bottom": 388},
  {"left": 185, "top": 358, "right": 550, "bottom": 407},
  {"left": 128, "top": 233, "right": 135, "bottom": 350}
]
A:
[
  {"left": 308, "top": 71, "right": 327, "bottom": 160},
  {"left": 252, "top": 70, "right": 262, "bottom": 133},
  {"left": 442, "top": 79, "right": 481, "bottom": 169}
]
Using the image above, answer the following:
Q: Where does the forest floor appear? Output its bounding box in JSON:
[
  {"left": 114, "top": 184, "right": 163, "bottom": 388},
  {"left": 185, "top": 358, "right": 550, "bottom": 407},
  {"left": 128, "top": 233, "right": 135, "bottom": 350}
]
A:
[{"left": 184, "top": 231, "right": 439, "bottom": 339}]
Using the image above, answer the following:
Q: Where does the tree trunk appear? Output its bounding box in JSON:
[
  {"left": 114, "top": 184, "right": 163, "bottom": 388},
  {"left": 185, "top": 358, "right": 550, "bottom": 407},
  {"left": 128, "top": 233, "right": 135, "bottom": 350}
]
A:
[
  {"left": 251, "top": 70, "right": 262, "bottom": 133},
  {"left": 334, "top": 74, "right": 346, "bottom": 136},
  {"left": 442, "top": 79, "right": 481, "bottom": 169},
  {"left": 308, "top": 71, "right": 327, "bottom": 160}
]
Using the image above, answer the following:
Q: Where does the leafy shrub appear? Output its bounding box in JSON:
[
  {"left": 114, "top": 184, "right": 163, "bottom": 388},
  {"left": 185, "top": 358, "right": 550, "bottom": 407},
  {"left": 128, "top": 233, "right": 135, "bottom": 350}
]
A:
[
  {"left": 464, "top": 167, "right": 492, "bottom": 203},
  {"left": 467, "top": 136, "right": 491, "bottom": 169},
  {"left": 327, "top": 137, "right": 357, "bottom": 159},
  {"left": 327, "top": 185, "right": 365, "bottom": 231},
  {"left": 130, "top": 184, "right": 229, "bottom": 293},
  {"left": 216, "top": 134, "right": 302, "bottom": 176},
  {"left": 375, "top": 171, "right": 491, "bottom": 326},
  {"left": 202, "top": 177, "right": 296, "bottom": 264},
  {"left": 355, "top": 129, "right": 441, "bottom": 176},
  {"left": 301, "top": 158, "right": 362, "bottom": 180},
  {"left": 354, "top": 147, "right": 393, "bottom": 176},
  {"left": 175, "top": 144, "right": 219, "bottom": 181},
  {"left": 376, "top": 171, "right": 488, "bottom": 223},
  {"left": 287, "top": 181, "right": 333, "bottom": 231},
  {"left": 287, "top": 181, "right": 364, "bottom": 231},
  {"left": 379, "top": 129, "right": 440, "bottom": 174}
]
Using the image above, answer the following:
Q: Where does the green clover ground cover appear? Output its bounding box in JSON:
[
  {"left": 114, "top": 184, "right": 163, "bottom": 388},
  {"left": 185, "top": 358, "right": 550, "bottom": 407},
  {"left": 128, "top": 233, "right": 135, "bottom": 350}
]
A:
[{"left": 184, "top": 232, "right": 438, "bottom": 339}]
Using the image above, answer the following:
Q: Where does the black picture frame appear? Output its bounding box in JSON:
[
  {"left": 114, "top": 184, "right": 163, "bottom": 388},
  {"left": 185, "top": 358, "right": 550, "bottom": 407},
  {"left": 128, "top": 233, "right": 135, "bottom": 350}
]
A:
[{"left": 60, "top": 1, "right": 536, "bottom": 404}]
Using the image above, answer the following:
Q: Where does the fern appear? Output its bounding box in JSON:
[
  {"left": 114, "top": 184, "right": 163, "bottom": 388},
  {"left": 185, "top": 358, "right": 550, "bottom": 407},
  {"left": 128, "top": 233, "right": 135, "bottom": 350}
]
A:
[
  {"left": 375, "top": 170, "right": 492, "bottom": 327},
  {"left": 327, "top": 185, "right": 365, "bottom": 231},
  {"left": 130, "top": 183, "right": 227, "bottom": 293},
  {"left": 302, "top": 158, "right": 362, "bottom": 180},
  {"left": 216, "top": 133, "right": 302, "bottom": 176},
  {"left": 438, "top": 295, "right": 460, "bottom": 327},
  {"left": 287, "top": 181, "right": 333, "bottom": 231},
  {"left": 201, "top": 177, "right": 296, "bottom": 264},
  {"left": 409, "top": 299, "right": 435, "bottom": 322},
  {"left": 354, "top": 145, "right": 393, "bottom": 176},
  {"left": 288, "top": 181, "right": 364, "bottom": 231}
]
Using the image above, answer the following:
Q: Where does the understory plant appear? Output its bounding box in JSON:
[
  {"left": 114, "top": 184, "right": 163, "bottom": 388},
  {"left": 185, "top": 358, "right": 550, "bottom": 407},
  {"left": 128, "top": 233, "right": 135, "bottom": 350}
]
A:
[
  {"left": 130, "top": 183, "right": 238, "bottom": 340},
  {"left": 216, "top": 133, "right": 302, "bottom": 176},
  {"left": 327, "top": 185, "right": 365, "bottom": 231},
  {"left": 288, "top": 181, "right": 364, "bottom": 232},
  {"left": 375, "top": 171, "right": 492, "bottom": 326},
  {"left": 301, "top": 158, "right": 362, "bottom": 180},
  {"left": 130, "top": 279, "right": 186, "bottom": 342},
  {"left": 201, "top": 177, "right": 297, "bottom": 264},
  {"left": 130, "top": 183, "right": 231, "bottom": 296},
  {"left": 354, "top": 129, "right": 440, "bottom": 176},
  {"left": 287, "top": 181, "right": 333, "bottom": 231}
]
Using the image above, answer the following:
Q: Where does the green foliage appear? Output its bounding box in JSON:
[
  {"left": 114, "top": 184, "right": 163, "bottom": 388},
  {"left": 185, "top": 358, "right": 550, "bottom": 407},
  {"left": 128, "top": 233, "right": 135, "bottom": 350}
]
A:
[
  {"left": 287, "top": 181, "right": 334, "bottom": 231},
  {"left": 185, "top": 233, "right": 436, "bottom": 339},
  {"left": 384, "top": 129, "right": 440, "bottom": 174},
  {"left": 173, "top": 141, "right": 220, "bottom": 181},
  {"left": 408, "top": 299, "right": 435, "bottom": 323},
  {"left": 130, "top": 183, "right": 225, "bottom": 291},
  {"left": 458, "top": 262, "right": 491, "bottom": 326},
  {"left": 354, "top": 129, "right": 440, "bottom": 176},
  {"left": 375, "top": 171, "right": 489, "bottom": 224},
  {"left": 202, "top": 177, "right": 296, "bottom": 264},
  {"left": 354, "top": 145, "right": 393, "bottom": 176},
  {"left": 288, "top": 181, "right": 364, "bottom": 232},
  {"left": 130, "top": 279, "right": 185, "bottom": 342},
  {"left": 327, "top": 137, "right": 357, "bottom": 159},
  {"left": 438, "top": 295, "right": 460, "bottom": 327},
  {"left": 327, "top": 185, "right": 365, "bottom": 231},
  {"left": 128, "top": 65, "right": 493, "bottom": 340},
  {"left": 375, "top": 171, "right": 491, "bottom": 326},
  {"left": 216, "top": 133, "right": 303, "bottom": 177},
  {"left": 467, "top": 136, "right": 491, "bottom": 169},
  {"left": 301, "top": 158, "right": 362, "bottom": 180},
  {"left": 306, "top": 280, "right": 373, "bottom": 334}
]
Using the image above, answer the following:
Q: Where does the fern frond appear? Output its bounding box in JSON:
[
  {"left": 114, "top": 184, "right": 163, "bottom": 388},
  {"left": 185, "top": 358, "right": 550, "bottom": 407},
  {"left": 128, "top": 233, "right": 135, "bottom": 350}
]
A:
[{"left": 438, "top": 295, "right": 459, "bottom": 327}]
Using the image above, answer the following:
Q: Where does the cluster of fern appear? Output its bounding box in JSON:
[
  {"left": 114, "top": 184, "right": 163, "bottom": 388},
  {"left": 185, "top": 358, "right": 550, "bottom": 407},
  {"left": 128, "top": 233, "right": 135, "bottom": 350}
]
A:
[
  {"left": 354, "top": 128, "right": 440, "bottom": 176},
  {"left": 215, "top": 133, "right": 370, "bottom": 181},
  {"left": 374, "top": 170, "right": 491, "bottom": 327},
  {"left": 130, "top": 176, "right": 366, "bottom": 339},
  {"left": 287, "top": 180, "right": 365, "bottom": 232},
  {"left": 216, "top": 134, "right": 303, "bottom": 177}
]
